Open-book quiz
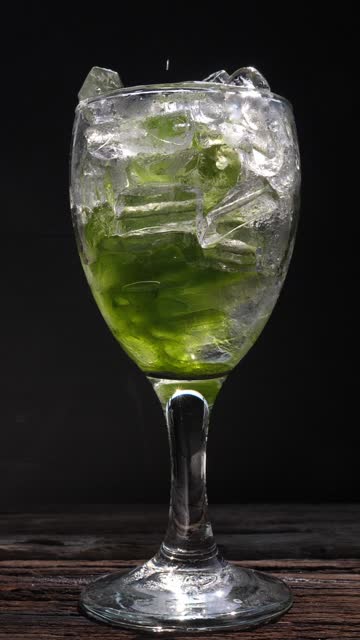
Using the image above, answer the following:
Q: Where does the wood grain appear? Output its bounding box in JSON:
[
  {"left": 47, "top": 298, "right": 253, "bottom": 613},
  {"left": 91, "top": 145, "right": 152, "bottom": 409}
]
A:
[
  {"left": 1, "top": 503, "right": 359, "bottom": 560},
  {"left": 0, "top": 560, "right": 359, "bottom": 639},
  {"left": 0, "top": 506, "right": 359, "bottom": 638}
]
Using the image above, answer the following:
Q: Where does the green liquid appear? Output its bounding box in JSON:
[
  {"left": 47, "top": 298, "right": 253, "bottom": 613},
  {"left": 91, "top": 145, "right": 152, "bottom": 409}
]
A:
[{"left": 83, "top": 221, "right": 268, "bottom": 378}]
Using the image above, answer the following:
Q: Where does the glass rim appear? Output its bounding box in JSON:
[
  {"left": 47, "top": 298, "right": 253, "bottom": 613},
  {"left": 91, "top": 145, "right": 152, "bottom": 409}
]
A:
[{"left": 76, "top": 81, "right": 292, "bottom": 111}]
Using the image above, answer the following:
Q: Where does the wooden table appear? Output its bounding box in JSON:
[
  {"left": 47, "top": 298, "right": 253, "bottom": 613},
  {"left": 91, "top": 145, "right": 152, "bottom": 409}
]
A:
[{"left": 0, "top": 505, "right": 359, "bottom": 638}]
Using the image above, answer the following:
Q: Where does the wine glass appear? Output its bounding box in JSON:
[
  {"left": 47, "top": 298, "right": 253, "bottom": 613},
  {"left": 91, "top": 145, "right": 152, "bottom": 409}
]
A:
[{"left": 70, "top": 65, "right": 300, "bottom": 633}]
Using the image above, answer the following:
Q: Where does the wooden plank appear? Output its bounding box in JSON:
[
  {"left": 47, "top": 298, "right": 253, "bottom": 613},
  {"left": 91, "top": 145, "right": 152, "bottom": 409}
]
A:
[
  {"left": 1, "top": 504, "right": 359, "bottom": 560},
  {"left": 0, "top": 560, "right": 359, "bottom": 639},
  {"left": 0, "top": 508, "right": 359, "bottom": 637}
]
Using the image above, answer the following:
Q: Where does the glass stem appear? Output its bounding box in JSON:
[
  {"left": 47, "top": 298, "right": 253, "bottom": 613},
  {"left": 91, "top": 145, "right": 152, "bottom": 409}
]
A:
[{"left": 161, "top": 390, "right": 218, "bottom": 562}]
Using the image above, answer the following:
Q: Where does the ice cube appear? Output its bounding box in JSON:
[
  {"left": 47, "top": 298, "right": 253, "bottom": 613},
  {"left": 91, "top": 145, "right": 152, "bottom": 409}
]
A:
[
  {"left": 220, "top": 93, "right": 297, "bottom": 188},
  {"left": 215, "top": 199, "right": 293, "bottom": 276},
  {"left": 85, "top": 123, "right": 125, "bottom": 160},
  {"left": 190, "top": 93, "right": 224, "bottom": 126},
  {"left": 230, "top": 97, "right": 300, "bottom": 195},
  {"left": 82, "top": 202, "right": 119, "bottom": 260},
  {"left": 86, "top": 111, "right": 194, "bottom": 162},
  {"left": 269, "top": 146, "right": 300, "bottom": 195},
  {"left": 199, "top": 172, "right": 281, "bottom": 272},
  {"left": 216, "top": 190, "right": 279, "bottom": 232},
  {"left": 201, "top": 173, "right": 271, "bottom": 243},
  {"left": 144, "top": 112, "right": 193, "bottom": 145},
  {"left": 208, "top": 191, "right": 280, "bottom": 271},
  {"left": 203, "top": 70, "right": 231, "bottom": 84},
  {"left": 247, "top": 143, "right": 284, "bottom": 178},
  {"left": 86, "top": 120, "right": 155, "bottom": 160},
  {"left": 78, "top": 66, "right": 123, "bottom": 102},
  {"left": 116, "top": 185, "right": 203, "bottom": 236},
  {"left": 127, "top": 139, "right": 241, "bottom": 214},
  {"left": 266, "top": 100, "right": 301, "bottom": 195},
  {"left": 229, "top": 67, "right": 270, "bottom": 91},
  {"left": 203, "top": 238, "right": 257, "bottom": 270},
  {"left": 72, "top": 156, "right": 128, "bottom": 213}
]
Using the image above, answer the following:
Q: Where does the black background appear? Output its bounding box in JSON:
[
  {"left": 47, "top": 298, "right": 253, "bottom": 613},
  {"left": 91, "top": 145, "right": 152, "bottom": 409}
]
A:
[{"left": 0, "top": 8, "right": 356, "bottom": 506}]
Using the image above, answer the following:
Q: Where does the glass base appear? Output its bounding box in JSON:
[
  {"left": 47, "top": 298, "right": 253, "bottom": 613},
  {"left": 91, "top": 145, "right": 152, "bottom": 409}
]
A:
[{"left": 80, "top": 552, "right": 292, "bottom": 633}]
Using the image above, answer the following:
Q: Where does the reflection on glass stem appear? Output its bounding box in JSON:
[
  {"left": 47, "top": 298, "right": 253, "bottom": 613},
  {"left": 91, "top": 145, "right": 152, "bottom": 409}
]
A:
[{"left": 162, "top": 389, "right": 216, "bottom": 561}]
